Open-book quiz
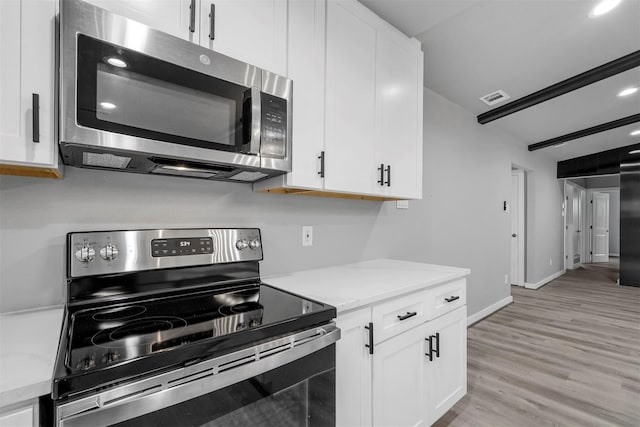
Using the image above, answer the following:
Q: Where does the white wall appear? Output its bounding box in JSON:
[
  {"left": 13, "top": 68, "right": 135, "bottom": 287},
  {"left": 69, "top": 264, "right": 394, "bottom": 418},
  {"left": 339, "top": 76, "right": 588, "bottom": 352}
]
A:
[
  {"left": 0, "top": 88, "right": 565, "bottom": 321},
  {"left": 364, "top": 89, "right": 565, "bottom": 316},
  {"left": 0, "top": 171, "right": 383, "bottom": 311}
]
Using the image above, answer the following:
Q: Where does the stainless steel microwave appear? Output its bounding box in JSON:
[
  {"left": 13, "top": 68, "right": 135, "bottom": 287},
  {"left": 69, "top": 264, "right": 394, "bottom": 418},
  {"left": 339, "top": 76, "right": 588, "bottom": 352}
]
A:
[{"left": 59, "top": 0, "right": 292, "bottom": 182}]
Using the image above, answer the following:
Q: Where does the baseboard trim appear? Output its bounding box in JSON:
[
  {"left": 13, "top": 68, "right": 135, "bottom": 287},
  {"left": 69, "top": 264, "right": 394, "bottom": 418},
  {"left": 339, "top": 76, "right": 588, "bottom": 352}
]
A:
[
  {"left": 467, "top": 296, "right": 513, "bottom": 327},
  {"left": 524, "top": 269, "right": 566, "bottom": 290}
]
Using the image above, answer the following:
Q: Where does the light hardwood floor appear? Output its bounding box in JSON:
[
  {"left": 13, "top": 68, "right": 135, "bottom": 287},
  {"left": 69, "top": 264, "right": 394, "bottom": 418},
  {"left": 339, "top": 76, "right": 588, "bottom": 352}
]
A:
[{"left": 434, "top": 260, "right": 640, "bottom": 427}]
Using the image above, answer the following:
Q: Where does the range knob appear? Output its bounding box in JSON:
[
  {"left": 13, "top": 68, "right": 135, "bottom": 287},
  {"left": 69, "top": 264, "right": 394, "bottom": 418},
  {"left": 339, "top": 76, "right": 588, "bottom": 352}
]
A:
[
  {"left": 76, "top": 356, "right": 96, "bottom": 370},
  {"left": 236, "top": 239, "right": 249, "bottom": 250},
  {"left": 75, "top": 245, "right": 96, "bottom": 263},
  {"left": 99, "top": 244, "right": 119, "bottom": 261},
  {"left": 248, "top": 239, "right": 261, "bottom": 250},
  {"left": 101, "top": 351, "right": 120, "bottom": 364}
]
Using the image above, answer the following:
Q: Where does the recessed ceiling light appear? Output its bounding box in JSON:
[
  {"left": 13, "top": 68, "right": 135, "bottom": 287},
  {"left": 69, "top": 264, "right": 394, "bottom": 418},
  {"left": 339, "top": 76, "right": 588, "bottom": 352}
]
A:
[
  {"left": 631, "top": 129, "right": 640, "bottom": 136},
  {"left": 554, "top": 143, "right": 567, "bottom": 148},
  {"left": 589, "top": 0, "right": 622, "bottom": 17},
  {"left": 617, "top": 87, "right": 638, "bottom": 97},
  {"left": 100, "top": 102, "right": 117, "bottom": 110},
  {"left": 105, "top": 57, "right": 127, "bottom": 68},
  {"left": 629, "top": 149, "right": 640, "bottom": 155}
]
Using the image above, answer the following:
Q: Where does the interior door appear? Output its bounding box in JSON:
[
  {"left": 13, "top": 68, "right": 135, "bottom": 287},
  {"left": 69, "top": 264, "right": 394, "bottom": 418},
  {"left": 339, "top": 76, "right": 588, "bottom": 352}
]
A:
[
  {"left": 510, "top": 171, "right": 524, "bottom": 285},
  {"left": 592, "top": 192, "right": 610, "bottom": 263}
]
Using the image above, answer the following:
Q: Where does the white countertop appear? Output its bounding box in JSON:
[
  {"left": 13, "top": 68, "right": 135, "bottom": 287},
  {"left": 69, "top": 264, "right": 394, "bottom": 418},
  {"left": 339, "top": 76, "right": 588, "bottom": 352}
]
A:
[
  {"left": 0, "top": 306, "right": 64, "bottom": 407},
  {"left": 264, "top": 259, "right": 470, "bottom": 313}
]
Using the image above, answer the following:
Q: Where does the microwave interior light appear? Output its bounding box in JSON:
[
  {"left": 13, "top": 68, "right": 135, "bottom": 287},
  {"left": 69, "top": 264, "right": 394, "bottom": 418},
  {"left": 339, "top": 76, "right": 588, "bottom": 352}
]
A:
[
  {"left": 106, "top": 57, "right": 128, "bottom": 68},
  {"left": 617, "top": 87, "right": 638, "bottom": 97},
  {"left": 100, "top": 102, "right": 117, "bottom": 110},
  {"left": 589, "top": 0, "right": 622, "bottom": 17}
]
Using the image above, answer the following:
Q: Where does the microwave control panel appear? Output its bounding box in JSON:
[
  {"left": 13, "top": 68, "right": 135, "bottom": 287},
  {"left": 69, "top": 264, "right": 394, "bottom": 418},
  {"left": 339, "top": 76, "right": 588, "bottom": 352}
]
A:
[{"left": 261, "top": 93, "right": 287, "bottom": 158}]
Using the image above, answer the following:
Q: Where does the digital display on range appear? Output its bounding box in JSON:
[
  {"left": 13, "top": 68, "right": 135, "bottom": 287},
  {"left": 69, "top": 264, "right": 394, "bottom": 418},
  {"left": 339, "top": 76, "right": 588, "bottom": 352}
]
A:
[{"left": 151, "top": 237, "right": 213, "bottom": 257}]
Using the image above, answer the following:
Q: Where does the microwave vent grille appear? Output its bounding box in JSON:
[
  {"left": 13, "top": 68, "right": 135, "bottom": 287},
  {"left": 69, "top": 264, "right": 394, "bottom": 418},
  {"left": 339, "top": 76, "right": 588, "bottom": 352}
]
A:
[
  {"left": 82, "top": 152, "right": 131, "bottom": 169},
  {"left": 229, "top": 171, "right": 269, "bottom": 182}
]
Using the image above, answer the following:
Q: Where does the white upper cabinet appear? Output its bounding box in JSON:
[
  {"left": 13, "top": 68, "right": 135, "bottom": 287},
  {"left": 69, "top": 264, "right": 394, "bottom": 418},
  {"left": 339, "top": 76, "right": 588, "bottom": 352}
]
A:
[
  {"left": 254, "top": 0, "right": 424, "bottom": 200},
  {"left": 323, "top": 0, "right": 376, "bottom": 195},
  {"left": 283, "top": 0, "right": 326, "bottom": 190},
  {"left": 84, "top": 0, "right": 199, "bottom": 42},
  {"left": 375, "top": 28, "right": 423, "bottom": 200},
  {"left": 199, "top": 0, "right": 287, "bottom": 76},
  {"left": 0, "top": 0, "right": 61, "bottom": 178}
]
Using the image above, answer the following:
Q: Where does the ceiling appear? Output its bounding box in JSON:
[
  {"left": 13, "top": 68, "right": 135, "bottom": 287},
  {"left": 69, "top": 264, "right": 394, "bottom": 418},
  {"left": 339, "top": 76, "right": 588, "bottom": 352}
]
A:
[{"left": 359, "top": 0, "right": 640, "bottom": 161}]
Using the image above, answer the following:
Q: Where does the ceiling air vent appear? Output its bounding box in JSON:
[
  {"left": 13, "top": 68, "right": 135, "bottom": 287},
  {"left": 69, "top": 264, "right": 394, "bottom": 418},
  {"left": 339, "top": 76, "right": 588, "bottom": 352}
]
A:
[{"left": 479, "top": 90, "right": 511, "bottom": 106}]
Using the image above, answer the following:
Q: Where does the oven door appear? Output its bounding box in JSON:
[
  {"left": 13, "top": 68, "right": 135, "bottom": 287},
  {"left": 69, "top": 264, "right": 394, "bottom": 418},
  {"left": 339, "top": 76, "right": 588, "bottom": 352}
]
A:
[{"left": 56, "top": 324, "right": 339, "bottom": 427}]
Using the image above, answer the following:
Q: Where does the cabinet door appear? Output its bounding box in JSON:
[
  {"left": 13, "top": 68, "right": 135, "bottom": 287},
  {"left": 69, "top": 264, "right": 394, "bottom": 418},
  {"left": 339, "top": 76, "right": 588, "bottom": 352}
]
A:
[
  {"left": 0, "top": 0, "right": 58, "bottom": 174},
  {"left": 375, "top": 30, "right": 423, "bottom": 199},
  {"left": 324, "top": 1, "right": 376, "bottom": 195},
  {"left": 83, "top": 0, "right": 198, "bottom": 42},
  {"left": 426, "top": 306, "right": 467, "bottom": 425},
  {"left": 335, "top": 308, "right": 372, "bottom": 427},
  {"left": 285, "top": 0, "right": 325, "bottom": 189},
  {"left": 0, "top": 405, "right": 34, "bottom": 427},
  {"left": 372, "top": 325, "right": 428, "bottom": 427},
  {"left": 200, "top": 0, "right": 287, "bottom": 76}
]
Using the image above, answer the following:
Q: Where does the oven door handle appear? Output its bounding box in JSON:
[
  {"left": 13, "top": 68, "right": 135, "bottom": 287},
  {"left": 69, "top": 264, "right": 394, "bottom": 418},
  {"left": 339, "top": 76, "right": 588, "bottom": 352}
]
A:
[{"left": 56, "top": 324, "right": 340, "bottom": 427}]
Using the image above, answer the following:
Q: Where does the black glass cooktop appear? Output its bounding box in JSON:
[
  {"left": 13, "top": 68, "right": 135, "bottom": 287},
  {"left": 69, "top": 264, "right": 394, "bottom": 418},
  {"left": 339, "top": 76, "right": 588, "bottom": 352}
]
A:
[{"left": 67, "top": 284, "right": 327, "bottom": 372}]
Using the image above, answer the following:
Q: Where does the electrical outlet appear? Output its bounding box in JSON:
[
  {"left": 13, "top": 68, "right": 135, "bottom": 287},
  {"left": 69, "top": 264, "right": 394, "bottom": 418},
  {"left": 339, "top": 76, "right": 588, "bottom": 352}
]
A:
[
  {"left": 504, "top": 274, "right": 509, "bottom": 285},
  {"left": 396, "top": 200, "right": 409, "bottom": 209},
  {"left": 302, "top": 226, "right": 313, "bottom": 247}
]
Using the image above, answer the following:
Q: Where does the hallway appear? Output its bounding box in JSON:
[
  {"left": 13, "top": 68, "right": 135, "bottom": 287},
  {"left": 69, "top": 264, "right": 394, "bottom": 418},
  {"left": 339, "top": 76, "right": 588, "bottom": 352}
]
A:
[{"left": 434, "top": 259, "right": 640, "bottom": 427}]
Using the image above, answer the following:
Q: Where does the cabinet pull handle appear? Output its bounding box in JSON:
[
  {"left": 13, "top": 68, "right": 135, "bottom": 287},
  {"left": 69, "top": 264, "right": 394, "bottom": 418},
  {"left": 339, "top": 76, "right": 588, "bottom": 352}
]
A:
[
  {"left": 318, "top": 151, "right": 325, "bottom": 178},
  {"left": 188, "top": 0, "right": 196, "bottom": 33},
  {"left": 385, "top": 164, "right": 391, "bottom": 186},
  {"left": 434, "top": 332, "right": 440, "bottom": 358},
  {"left": 364, "top": 322, "right": 374, "bottom": 355},
  {"left": 209, "top": 3, "right": 216, "bottom": 40},
  {"left": 425, "top": 336, "right": 433, "bottom": 361},
  {"left": 397, "top": 311, "right": 417, "bottom": 321},
  {"left": 32, "top": 93, "right": 40, "bottom": 143},
  {"left": 377, "top": 164, "right": 384, "bottom": 186},
  {"left": 445, "top": 296, "right": 460, "bottom": 303}
]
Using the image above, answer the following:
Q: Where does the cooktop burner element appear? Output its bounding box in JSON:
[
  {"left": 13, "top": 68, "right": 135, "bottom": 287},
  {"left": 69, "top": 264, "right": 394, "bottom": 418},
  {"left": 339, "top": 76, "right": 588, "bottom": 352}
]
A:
[
  {"left": 53, "top": 228, "right": 337, "bottom": 402},
  {"left": 91, "top": 305, "right": 147, "bottom": 321}
]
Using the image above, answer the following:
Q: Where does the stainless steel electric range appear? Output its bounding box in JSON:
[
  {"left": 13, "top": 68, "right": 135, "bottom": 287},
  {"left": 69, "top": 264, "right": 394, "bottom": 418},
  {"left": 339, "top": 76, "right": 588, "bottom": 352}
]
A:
[{"left": 51, "top": 228, "right": 339, "bottom": 426}]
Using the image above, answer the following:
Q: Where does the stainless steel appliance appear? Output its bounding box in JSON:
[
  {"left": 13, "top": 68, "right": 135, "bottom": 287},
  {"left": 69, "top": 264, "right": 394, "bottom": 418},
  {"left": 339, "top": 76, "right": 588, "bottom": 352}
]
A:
[
  {"left": 52, "top": 228, "right": 339, "bottom": 426},
  {"left": 59, "top": 0, "right": 292, "bottom": 182}
]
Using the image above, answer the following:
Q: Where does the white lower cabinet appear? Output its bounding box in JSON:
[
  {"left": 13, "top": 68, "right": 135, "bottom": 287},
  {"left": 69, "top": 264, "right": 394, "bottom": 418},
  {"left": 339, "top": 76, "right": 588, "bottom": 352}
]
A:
[
  {"left": 336, "top": 307, "right": 373, "bottom": 426},
  {"left": 426, "top": 306, "right": 467, "bottom": 425},
  {"left": 0, "top": 401, "right": 36, "bottom": 427},
  {"left": 336, "top": 281, "right": 467, "bottom": 426},
  {"left": 372, "top": 325, "right": 428, "bottom": 427}
]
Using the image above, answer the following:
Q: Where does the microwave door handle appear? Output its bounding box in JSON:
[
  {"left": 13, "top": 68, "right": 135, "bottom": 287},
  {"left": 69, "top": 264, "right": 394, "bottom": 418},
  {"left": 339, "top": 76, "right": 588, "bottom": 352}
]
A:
[{"left": 248, "top": 87, "right": 261, "bottom": 156}]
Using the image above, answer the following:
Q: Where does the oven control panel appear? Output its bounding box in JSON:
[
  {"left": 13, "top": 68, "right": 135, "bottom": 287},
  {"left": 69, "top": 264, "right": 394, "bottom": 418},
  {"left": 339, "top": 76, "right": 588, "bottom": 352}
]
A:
[{"left": 68, "top": 228, "right": 263, "bottom": 278}]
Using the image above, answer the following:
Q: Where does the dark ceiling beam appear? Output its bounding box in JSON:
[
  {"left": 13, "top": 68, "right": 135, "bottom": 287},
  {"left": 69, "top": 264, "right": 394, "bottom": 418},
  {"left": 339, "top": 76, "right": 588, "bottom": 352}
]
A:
[
  {"left": 528, "top": 113, "right": 640, "bottom": 151},
  {"left": 477, "top": 50, "right": 640, "bottom": 124}
]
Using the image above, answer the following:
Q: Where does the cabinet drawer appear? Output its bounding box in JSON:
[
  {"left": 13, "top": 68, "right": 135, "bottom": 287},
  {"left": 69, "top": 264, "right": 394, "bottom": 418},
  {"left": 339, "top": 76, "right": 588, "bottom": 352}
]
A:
[
  {"left": 371, "top": 290, "right": 428, "bottom": 344},
  {"left": 425, "top": 279, "right": 466, "bottom": 320}
]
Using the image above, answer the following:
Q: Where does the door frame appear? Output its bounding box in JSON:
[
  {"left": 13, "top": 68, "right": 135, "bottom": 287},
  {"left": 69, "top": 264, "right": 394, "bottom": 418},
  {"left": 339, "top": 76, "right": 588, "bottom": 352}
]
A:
[
  {"left": 511, "top": 169, "right": 525, "bottom": 286},
  {"left": 564, "top": 180, "right": 588, "bottom": 269}
]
